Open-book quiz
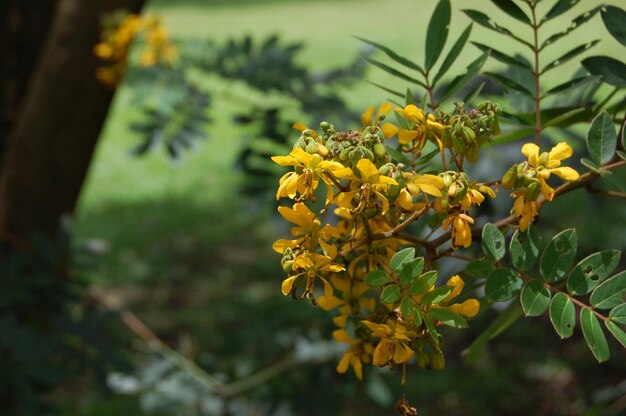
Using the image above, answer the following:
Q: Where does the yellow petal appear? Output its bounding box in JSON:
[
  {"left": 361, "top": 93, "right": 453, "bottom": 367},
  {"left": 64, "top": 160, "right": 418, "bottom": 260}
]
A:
[
  {"left": 271, "top": 154, "right": 296, "bottom": 167},
  {"left": 381, "top": 123, "right": 399, "bottom": 138},
  {"left": 540, "top": 178, "right": 555, "bottom": 201},
  {"left": 445, "top": 275, "right": 464, "bottom": 302},
  {"left": 398, "top": 129, "right": 418, "bottom": 145},
  {"left": 272, "top": 238, "right": 300, "bottom": 253},
  {"left": 550, "top": 166, "right": 579, "bottom": 181},
  {"left": 361, "top": 106, "right": 374, "bottom": 126},
  {"left": 356, "top": 158, "right": 380, "bottom": 183},
  {"left": 548, "top": 142, "right": 573, "bottom": 164},
  {"left": 333, "top": 329, "right": 352, "bottom": 343},
  {"left": 448, "top": 298, "right": 480, "bottom": 318},
  {"left": 333, "top": 313, "right": 349, "bottom": 328},
  {"left": 332, "top": 167, "right": 356, "bottom": 180},
  {"left": 377, "top": 102, "right": 393, "bottom": 117},
  {"left": 393, "top": 343, "right": 414, "bottom": 364},
  {"left": 397, "top": 189, "right": 413, "bottom": 210},
  {"left": 521, "top": 143, "right": 540, "bottom": 166},
  {"left": 281, "top": 275, "right": 298, "bottom": 295},
  {"left": 337, "top": 352, "right": 352, "bottom": 374}
]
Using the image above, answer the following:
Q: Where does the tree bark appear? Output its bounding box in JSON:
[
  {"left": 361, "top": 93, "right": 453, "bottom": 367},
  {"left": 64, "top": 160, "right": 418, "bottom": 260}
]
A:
[{"left": 0, "top": 0, "right": 145, "bottom": 242}]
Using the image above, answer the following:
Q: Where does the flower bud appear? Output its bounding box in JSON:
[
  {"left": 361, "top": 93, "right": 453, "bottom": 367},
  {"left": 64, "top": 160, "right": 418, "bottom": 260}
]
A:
[
  {"left": 431, "top": 350, "right": 445, "bottom": 370},
  {"left": 306, "top": 141, "right": 318, "bottom": 154},
  {"left": 442, "top": 173, "right": 453, "bottom": 188},
  {"left": 452, "top": 134, "right": 466, "bottom": 154},
  {"left": 502, "top": 166, "right": 517, "bottom": 189},
  {"left": 527, "top": 180, "right": 540, "bottom": 201},
  {"left": 538, "top": 152, "right": 549, "bottom": 166},
  {"left": 373, "top": 143, "right": 386, "bottom": 159},
  {"left": 339, "top": 147, "right": 351, "bottom": 161},
  {"left": 282, "top": 260, "right": 294, "bottom": 274},
  {"left": 317, "top": 143, "right": 329, "bottom": 157},
  {"left": 416, "top": 350, "right": 430, "bottom": 368},
  {"left": 466, "top": 144, "right": 478, "bottom": 162},
  {"left": 448, "top": 182, "right": 457, "bottom": 198},
  {"left": 462, "top": 126, "right": 476, "bottom": 143},
  {"left": 320, "top": 121, "right": 331, "bottom": 130},
  {"left": 363, "top": 147, "right": 375, "bottom": 161},
  {"left": 302, "top": 129, "right": 313, "bottom": 137}
]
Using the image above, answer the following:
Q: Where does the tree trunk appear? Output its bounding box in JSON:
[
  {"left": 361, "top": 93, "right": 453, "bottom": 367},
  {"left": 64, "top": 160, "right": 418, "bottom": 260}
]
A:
[{"left": 0, "top": 0, "right": 145, "bottom": 242}]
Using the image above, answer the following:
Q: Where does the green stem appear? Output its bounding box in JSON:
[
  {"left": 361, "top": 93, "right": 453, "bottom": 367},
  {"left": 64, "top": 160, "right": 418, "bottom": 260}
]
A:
[{"left": 530, "top": 2, "right": 542, "bottom": 145}]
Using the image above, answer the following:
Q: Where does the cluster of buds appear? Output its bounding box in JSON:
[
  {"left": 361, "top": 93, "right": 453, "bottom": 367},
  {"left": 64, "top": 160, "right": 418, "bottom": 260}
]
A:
[
  {"left": 439, "top": 101, "right": 502, "bottom": 162},
  {"left": 94, "top": 11, "right": 177, "bottom": 86}
]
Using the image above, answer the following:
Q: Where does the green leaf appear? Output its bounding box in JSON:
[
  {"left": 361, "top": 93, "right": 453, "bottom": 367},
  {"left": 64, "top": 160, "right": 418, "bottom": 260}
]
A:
[
  {"left": 605, "top": 321, "right": 626, "bottom": 349},
  {"left": 544, "top": 75, "right": 600, "bottom": 97},
  {"left": 367, "top": 81, "right": 405, "bottom": 99},
  {"left": 423, "top": 315, "right": 440, "bottom": 344},
  {"left": 433, "top": 24, "right": 473, "bottom": 86},
  {"left": 463, "top": 302, "right": 522, "bottom": 364},
  {"left": 400, "top": 296, "right": 414, "bottom": 319},
  {"left": 580, "top": 157, "right": 612, "bottom": 176},
  {"left": 601, "top": 6, "right": 626, "bottom": 47},
  {"left": 582, "top": 56, "right": 626, "bottom": 88},
  {"left": 543, "top": 107, "right": 588, "bottom": 128},
  {"left": 618, "top": 150, "right": 626, "bottom": 161},
  {"left": 471, "top": 42, "right": 533, "bottom": 70},
  {"left": 413, "top": 307, "right": 423, "bottom": 327},
  {"left": 365, "top": 57, "right": 428, "bottom": 88},
  {"left": 357, "top": 37, "right": 425, "bottom": 74},
  {"left": 540, "top": 229, "right": 577, "bottom": 283},
  {"left": 400, "top": 257, "right": 425, "bottom": 285},
  {"left": 542, "top": 7, "right": 602, "bottom": 49},
  {"left": 462, "top": 9, "right": 532, "bottom": 48},
  {"left": 482, "top": 223, "right": 506, "bottom": 262},
  {"left": 580, "top": 308, "right": 610, "bottom": 362},
  {"left": 549, "top": 292, "right": 576, "bottom": 339},
  {"left": 365, "top": 269, "right": 389, "bottom": 287},
  {"left": 428, "top": 308, "right": 469, "bottom": 328},
  {"left": 490, "top": 0, "right": 531, "bottom": 25},
  {"left": 609, "top": 304, "right": 626, "bottom": 325},
  {"left": 463, "top": 80, "right": 486, "bottom": 103},
  {"left": 484, "top": 72, "right": 534, "bottom": 97},
  {"left": 385, "top": 145, "right": 411, "bottom": 165},
  {"left": 486, "top": 268, "right": 523, "bottom": 302},
  {"left": 410, "top": 270, "right": 438, "bottom": 295},
  {"left": 567, "top": 250, "right": 621, "bottom": 296},
  {"left": 425, "top": 0, "right": 451, "bottom": 71},
  {"left": 493, "top": 128, "right": 535, "bottom": 144},
  {"left": 421, "top": 285, "right": 453, "bottom": 305},
  {"left": 542, "top": 0, "right": 581, "bottom": 22},
  {"left": 464, "top": 259, "right": 495, "bottom": 279},
  {"left": 520, "top": 280, "right": 551, "bottom": 317},
  {"left": 509, "top": 224, "right": 539, "bottom": 271},
  {"left": 541, "top": 40, "right": 600, "bottom": 74},
  {"left": 381, "top": 284, "right": 402, "bottom": 304},
  {"left": 390, "top": 247, "right": 415, "bottom": 273},
  {"left": 439, "top": 50, "right": 489, "bottom": 103},
  {"left": 587, "top": 111, "right": 618, "bottom": 165},
  {"left": 590, "top": 270, "right": 626, "bottom": 310}
]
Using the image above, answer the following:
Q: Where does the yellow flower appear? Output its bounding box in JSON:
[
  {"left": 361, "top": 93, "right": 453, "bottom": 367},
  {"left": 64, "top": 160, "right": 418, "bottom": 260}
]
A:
[
  {"left": 521, "top": 142, "right": 579, "bottom": 201},
  {"left": 318, "top": 274, "right": 376, "bottom": 327},
  {"left": 272, "top": 147, "right": 345, "bottom": 203},
  {"left": 361, "top": 102, "right": 398, "bottom": 138},
  {"left": 362, "top": 319, "right": 416, "bottom": 366},
  {"left": 272, "top": 203, "right": 340, "bottom": 258},
  {"left": 437, "top": 275, "right": 480, "bottom": 318},
  {"left": 333, "top": 158, "right": 398, "bottom": 215},
  {"left": 442, "top": 212, "right": 474, "bottom": 248},
  {"left": 281, "top": 253, "right": 345, "bottom": 300},
  {"left": 512, "top": 192, "right": 539, "bottom": 232},
  {"left": 395, "top": 104, "right": 444, "bottom": 148},
  {"left": 333, "top": 329, "right": 373, "bottom": 380}
]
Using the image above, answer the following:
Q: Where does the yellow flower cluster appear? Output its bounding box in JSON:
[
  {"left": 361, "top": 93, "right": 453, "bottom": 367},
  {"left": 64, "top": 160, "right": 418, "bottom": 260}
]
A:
[
  {"left": 272, "top": 102, "right": 497, "bottom": 380},
  {"left": 502, "top": 142, "right": 580, "bottom": 231},
  {"left": 94, "top": 12, "right": 177, "bottom": 86}
]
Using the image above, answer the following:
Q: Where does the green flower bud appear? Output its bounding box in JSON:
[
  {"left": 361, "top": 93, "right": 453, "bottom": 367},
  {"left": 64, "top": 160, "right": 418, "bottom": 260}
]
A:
[
  {"left": 302, "top": 129, "right": 313, "bottom": 137},
  {"left": 306, "top": 141, "right": 318, "bottom": 154},
  {"left": 452, "top": 134, "right": 466, "bottom": 154},
  {"left": 317, "top": 143, "right": 329, "bottom": 157},
  {"left": 282, "top": 260, "right": 294, "bottom": 274},
  {"left": 416, "top": 350, "right": 430, "bottom": 368},
  {"left": 527, "top": 180, "right": 541, "bottom": 201},
  {"left": 538, "top": 152, "right": 549, "bottom": 166},
  {"left": 501, "top": 165, "right": 518, "bottom": 189},
  {"left": 462, "top": 126, "right": 476, "bottom": 143},
  {"left": 431, "top": 350, "right": 445, "bottom": 370},
  {"left": 373, "top": 143, "right": 386, "bottom": 159},
  {"left": 362, "top": 147, "right": 375, "bottom": 161},
  {"left": 339, "top": 147, "right": 351, "bottom": 161},
  {"left": 320, "top": 121, "right": 331, "bottom": 130},
  {"left": 466, "top": 143, "right": 478, "bottom": 162}
]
